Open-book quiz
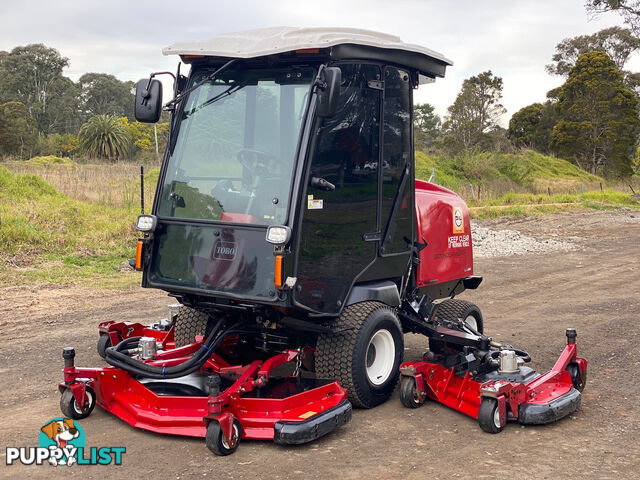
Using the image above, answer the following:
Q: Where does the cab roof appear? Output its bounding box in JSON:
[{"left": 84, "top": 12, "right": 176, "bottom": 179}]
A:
[{"left": 163, "top": 26, "right": 452, "bottom": 79}]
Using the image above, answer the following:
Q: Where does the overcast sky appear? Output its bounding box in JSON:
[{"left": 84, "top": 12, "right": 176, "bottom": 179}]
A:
[{"left": 1, "top": 0, "right": 637, "bottom": 125}]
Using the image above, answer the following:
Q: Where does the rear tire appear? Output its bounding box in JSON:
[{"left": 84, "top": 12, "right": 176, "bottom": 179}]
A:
[
  {"left": 174, "top": 307, "right": 210, "bottom": 347},
  {"left": 430, "top": 299, "right": 483, "bottom": 352},
  {"left": 97, "top": 334, "right": 112, "bottom": 359},
  {"left": 316, "top": 302, "right": 404, "bottom": 409}
]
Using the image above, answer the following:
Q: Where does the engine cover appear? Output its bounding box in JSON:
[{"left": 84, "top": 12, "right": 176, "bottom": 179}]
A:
[{"left": 414, "top": 180, "right": 473, "bottom": 291}]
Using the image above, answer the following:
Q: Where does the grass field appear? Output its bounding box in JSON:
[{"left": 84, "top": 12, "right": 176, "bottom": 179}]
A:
[{"left": 1, "top": 151, "right": 638, "bottom": 288}]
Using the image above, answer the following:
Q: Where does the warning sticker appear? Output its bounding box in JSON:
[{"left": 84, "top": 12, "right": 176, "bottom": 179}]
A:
[
  {"left": 307, "top": 195, "right": 323, "bottom": 210},
  {"left": 452, "top": 207, "right": 464, "bottom": 234},
  {"left": 298, "top": 411, "right": 317, "bottom": 419}
]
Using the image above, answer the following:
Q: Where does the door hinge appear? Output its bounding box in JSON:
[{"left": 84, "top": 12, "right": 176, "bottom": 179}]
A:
[{"left": 362, "top": 231, "right": 381, "bottom": 242}]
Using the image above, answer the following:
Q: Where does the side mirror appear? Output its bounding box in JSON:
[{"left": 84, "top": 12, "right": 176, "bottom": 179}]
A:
[
  {"left": 135, "top": 78, "right": 163, "bottom": 123},
  {"left": 317, "top": 67, "right": 341, "bottom": 118}
]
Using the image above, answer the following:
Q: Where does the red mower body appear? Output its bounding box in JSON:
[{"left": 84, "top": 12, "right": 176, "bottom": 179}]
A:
[{"left": 414, "top": 180, "right": 473, "bottom": 290}]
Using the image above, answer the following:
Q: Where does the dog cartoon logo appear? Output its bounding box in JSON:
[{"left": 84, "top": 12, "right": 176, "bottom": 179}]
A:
[{"left": 39, "top": 417, "right": 85, "bottom": 466}]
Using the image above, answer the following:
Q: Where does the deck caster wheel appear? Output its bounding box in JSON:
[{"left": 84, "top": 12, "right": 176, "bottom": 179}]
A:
[
  {"left": 399, "top": 376, "right": 425, "bottom": 409},
  {"left": 206, "top": 419, "right": 242, "bottom": 456},
  {"left": 478, "top": 398, "right": 504, "bottom": 434},
  {"left": 60, "top": 386, "right": 96, "bottom": 420},
  {"left": 97, "top": 334, "right": 111, "bottom": 359},
  {"left": 566, "top": 363, "right": 586, "bottom": 392}
]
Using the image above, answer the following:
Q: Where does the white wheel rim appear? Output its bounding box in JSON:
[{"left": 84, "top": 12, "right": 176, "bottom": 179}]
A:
[
  {"left": 366, "top": 329, "right": 395, "bottom": 386},
  {"left": 73, "top": 390, "right": 93, "bottom": 415},
  {"left": 464, "top": 315, "right": 478, "bottom": 333},
  {"left": 221, "top": 424, "right": 239, "bottom": 449},
  {"left": 493, "top": 405, "right": 501, "bottom": 428}
]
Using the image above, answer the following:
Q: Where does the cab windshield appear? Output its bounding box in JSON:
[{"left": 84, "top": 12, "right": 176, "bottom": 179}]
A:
[{"left": 157, "top": 67, "right": 315, "bottom": 225}]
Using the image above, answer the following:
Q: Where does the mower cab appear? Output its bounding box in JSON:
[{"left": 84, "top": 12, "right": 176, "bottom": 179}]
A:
[{"left": 57, "top": 27, "right": 586, "bottom": 456}]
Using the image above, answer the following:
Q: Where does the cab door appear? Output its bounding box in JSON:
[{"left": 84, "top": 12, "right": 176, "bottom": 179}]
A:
[{"left": 294, "top": 64, "right": 381, "bottom": 314}]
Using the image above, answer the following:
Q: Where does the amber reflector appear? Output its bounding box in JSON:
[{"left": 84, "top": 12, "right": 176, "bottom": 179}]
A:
[
  {"left": 135, "top": 240, "right": 143, "bottom": 270},
  {"left": 274, "top": 255, "right": 283, "bottom": 287}
]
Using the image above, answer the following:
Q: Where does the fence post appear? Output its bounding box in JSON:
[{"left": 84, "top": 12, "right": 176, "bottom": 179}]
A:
[
  {"left": 580, "top": 183, "right": 584, "bottom": 195},
  {"left": 469, "top": 183, "right": 475, "bottom": 200},
  {"left": 547, "top": 187, "right": 551, "bottom": 197}
]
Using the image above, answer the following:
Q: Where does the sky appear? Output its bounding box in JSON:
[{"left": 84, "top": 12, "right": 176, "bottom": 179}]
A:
[{"left": 1, "top": 0, "right": 637, "bottom": 126}]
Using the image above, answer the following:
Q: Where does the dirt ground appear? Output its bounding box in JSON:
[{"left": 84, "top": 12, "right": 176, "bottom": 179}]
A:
[{"left": 1, "top": 209, "right": 639, "bottom": 479}]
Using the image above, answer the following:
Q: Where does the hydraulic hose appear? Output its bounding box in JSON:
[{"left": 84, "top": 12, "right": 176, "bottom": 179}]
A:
[
  {"left": 488, "top": 347, "right": 531, "bottom": 363},
  {"left": 104, "top": 319, "right": 233, "bottom": 379}
]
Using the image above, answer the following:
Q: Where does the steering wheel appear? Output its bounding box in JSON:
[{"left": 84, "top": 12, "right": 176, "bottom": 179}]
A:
[{"left": 237, "top": 149, "right": 276, "bottom": 176}]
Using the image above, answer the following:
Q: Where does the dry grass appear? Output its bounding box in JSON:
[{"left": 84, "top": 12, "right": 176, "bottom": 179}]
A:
[{"left": 3, "top": 161, "right": 158, "bottom": 209}]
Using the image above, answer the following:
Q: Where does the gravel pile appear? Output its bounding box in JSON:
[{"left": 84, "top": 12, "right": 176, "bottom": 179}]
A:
[{"left": 471, "top": 222, "right": 577, "bottom": 258}]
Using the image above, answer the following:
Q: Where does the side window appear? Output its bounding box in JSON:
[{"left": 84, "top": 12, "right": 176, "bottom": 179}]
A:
[
  {"left": 295, "top": 63, "right": 381, "bottom": 313},
  {"left": 381, "top": 66, "right": 412, "bottom": 254}
]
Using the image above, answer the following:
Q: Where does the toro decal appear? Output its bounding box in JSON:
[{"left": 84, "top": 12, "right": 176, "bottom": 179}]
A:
[{"left": 213, "top": 242, "right": 237, "bottom": 261}]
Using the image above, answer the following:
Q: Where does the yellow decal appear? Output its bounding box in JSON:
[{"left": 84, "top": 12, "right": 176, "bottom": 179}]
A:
[{"left": 298, "top": 410, "right": 317, "bottom": 419}]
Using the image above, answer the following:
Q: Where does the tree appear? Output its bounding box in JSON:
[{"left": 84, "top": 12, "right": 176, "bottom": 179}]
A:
[
  {"left": 413, "top": 103, "right": 441, "bottom": 150},
  {"left": 586, "top": 1, "right": 640, "bottom": 37},
  {"left": 0, "top": 101, "right": 38, "bottom": 158},
  {"left": 550, "top": 51, "right": 640, "bottom": 176},
  {"left": 79, "top": 114, "right": 131, "bottom": 160},
  {"left": 443, "top": 71, "right": 506, "bottom": 150},
  {"left": 78, "top": 73, "right": 135, "bottom": 120},
  {"left": 508, "top": 102, "right": 557, "bottom": 152},
  {"left": 0, "top": 44, "right": 69, "bottom": 134},
  {"left": 546, "top": 27, "right": 640, "bottom": 76}
]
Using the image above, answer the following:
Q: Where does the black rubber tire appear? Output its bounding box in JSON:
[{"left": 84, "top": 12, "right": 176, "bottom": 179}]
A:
[
  {"left": 567, "top": 363, "right": 586, "bottom": 392},
  {"left": 205, "top": 419, "right": 242, "bottom": 456},
  {"left": 315, "top": 302, "right": 404, "bottom": 409},
  {"left": 399, "top": 376, "right": 425, "bottom": 409},
  {"left": 174, "top": 307, "right": 210, "bottom": 347},
  {"left": 429, "top": 299, "right": 483, "bottom": 353},
  {"left": 478, "top": 398, "right": 504, "bottom": 434},
  {"left": 432, "top": 299, "right": 484, "bottom": 333},
  {"left": 97, "top": 334, "right": 112, "bottom": 359},
  {"left": 60, "top": 386, "right": 96, "bottom": 420}
]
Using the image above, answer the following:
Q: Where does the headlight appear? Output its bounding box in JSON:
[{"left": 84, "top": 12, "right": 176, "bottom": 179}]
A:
[
  {"left": 136, "top": 214, "right": 157, "bottom": 232},
  {"left": 266, "top": 225, "right": 291, "bottom": 245}
]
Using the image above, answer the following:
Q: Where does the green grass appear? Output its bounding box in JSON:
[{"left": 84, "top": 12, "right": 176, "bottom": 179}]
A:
[
  {"left": 468, "top": 189, "right": 639, "bottom": 219},
  {"left": 415, "top": 150, "right": 604, "bottom": 194},
  {"left": 0, "top": 166, "right": 145, "bottom": 287}
]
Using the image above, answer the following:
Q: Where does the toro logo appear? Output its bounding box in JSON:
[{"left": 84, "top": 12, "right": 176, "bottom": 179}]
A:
[
  {"left": 452, "top": 207, "right": 464, "bottom": 234},
  {"left": 213, "top": 241, "right": 237, "bottom": 260}
]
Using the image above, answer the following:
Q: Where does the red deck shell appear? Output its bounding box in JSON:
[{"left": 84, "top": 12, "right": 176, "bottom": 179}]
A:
[{"left": 414, "top": 179, "right": 473, "bottom": 288}]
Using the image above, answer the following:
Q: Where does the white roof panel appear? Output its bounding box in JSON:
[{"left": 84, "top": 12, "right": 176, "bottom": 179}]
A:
[{"left": 163, "top": 26, "right": 452, "bottom": 66}]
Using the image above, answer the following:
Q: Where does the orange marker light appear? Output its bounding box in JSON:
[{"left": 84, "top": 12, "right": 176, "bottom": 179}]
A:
[
  {"left": 274, "top": 255, "right": 283, "bottom": 287},
  {"left": 135, "top": 240, "right": 144, "bottom": 270}
]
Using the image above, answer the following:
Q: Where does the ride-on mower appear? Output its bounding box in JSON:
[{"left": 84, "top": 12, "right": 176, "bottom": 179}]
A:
[{"left": 58, "top": 27, "right": 587, "bottom": 455}]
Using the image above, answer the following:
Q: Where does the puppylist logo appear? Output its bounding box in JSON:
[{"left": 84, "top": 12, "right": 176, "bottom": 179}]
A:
[{"left": 5, "top": 417, "right": 125, "bottom": 467}]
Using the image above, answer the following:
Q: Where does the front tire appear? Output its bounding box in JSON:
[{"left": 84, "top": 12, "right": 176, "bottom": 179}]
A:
[
  {"left": 478, "top": 398, "right": 504, "bottom": 434},
  {"left": 399, "top": 376, "right": 425, "bottom": 409},
  {"left": 316, "top": 302, "right": 404, "bottom": 409},
  {"left": 205, "top": 419, "right": 242, "bottom": 456},
  {"left": 60, "top": 386, "right": 96, "bottom": 420}
]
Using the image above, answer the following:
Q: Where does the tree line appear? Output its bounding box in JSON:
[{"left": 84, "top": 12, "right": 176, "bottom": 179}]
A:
[
  {"left": 415, "top": 22, "right": 640, "bottom": 177},
  {"left": 0, "top": 44, "right": 168, "bottom": 161}
]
